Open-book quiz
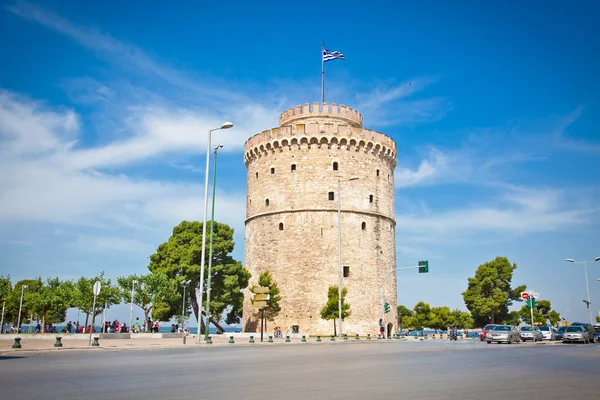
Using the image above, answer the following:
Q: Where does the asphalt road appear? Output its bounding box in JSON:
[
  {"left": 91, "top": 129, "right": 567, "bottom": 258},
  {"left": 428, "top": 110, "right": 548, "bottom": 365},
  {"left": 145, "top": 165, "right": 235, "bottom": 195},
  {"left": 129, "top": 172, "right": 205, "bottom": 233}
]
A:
[{"left": 1, "top": 340, "right": 599, "bottom": 399}]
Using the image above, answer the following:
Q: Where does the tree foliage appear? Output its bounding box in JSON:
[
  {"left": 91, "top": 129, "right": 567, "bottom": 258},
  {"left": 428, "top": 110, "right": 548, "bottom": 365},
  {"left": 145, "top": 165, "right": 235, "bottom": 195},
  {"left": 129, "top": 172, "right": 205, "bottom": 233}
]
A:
[
  {"left": 27, "top": 277, "right": 76, "bottom": 332},
  {"left": 117, "top": 273, "right": 180, "bottom": 329},
  {"left": 72, "top": 272, "right": 121, "bottom": 328},
  {"left": 462, "top": 257, "right": 526, "bottom": 325},
  {"left": 250, "top": 270, "right": 282, "bottom": 322},
  {"left": 517, "top": 299, "right": 561, "bottom": 326},
  {"left": 148, "top": 221, "right": 250, "bottom": 326},
  {"left": 320, "top": 286, "right": 351, "bottom": 336}
]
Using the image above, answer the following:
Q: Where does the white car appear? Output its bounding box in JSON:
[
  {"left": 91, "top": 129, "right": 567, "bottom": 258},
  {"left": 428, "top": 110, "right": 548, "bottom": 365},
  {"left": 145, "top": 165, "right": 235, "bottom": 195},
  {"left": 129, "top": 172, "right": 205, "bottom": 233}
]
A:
[{"left": 538, "top": 326, "right": 556, "bottom": 341}]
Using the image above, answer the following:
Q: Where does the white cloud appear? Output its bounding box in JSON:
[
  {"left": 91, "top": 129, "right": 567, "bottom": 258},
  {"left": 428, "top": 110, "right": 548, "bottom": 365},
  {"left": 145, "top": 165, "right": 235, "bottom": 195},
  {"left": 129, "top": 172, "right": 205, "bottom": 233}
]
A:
[{"left": 395, "top": 148, "right": 453, "bottom": 188}]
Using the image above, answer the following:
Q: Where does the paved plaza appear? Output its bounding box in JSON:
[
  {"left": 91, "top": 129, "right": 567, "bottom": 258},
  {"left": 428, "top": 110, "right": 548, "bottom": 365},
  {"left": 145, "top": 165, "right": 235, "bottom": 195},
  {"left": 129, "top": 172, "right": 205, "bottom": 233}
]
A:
[{"left": 1, "top": 339, "right": 599, "bottom": 399}]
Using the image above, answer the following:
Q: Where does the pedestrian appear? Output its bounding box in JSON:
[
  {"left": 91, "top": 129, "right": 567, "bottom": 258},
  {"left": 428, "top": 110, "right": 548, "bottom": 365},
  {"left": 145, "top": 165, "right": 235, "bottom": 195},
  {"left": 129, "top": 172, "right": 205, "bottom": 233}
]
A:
[
  {"left": 379, "top": 319, "right": 384, "bottom": 338},
  {"left": 134, "top": 317, "right": 140, "bottom": 333}
]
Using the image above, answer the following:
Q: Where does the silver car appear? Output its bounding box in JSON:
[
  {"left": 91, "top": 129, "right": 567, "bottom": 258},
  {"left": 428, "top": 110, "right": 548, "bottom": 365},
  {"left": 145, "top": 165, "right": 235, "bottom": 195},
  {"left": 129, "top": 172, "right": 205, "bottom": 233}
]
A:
[
  {"left": 486, "top": 325, "right": 520, "bottom": 344},
  {"left": 562, "top": 326, "right": 591, "bottom": 343},
  {"left": 520, "top": 326, "right": 543, "bottom": 341},
  {"left": 538, "top": 326, "right": 556, "bottom": 341}
]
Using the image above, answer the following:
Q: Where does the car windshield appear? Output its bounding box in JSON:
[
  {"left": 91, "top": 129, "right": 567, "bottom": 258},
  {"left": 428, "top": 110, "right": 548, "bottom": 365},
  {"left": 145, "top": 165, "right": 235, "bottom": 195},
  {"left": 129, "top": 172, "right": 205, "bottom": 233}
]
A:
[
  {"left": 521, "top": 327, "right": 532, "bottom": 331},
  {"left": 557, "top": 327, "right": 568, "bottom": 332},
  {"left": 483, "top": 325, "right": 495, "bottom": 330},
  {"left": 493, "top": 326, "right": 511, "bottom": 331},
  {"left": 566, "top": 327, "right": 584, "bottom": 332},
  {"left": 538, "top": 326, "right": 550, "bottom": 331}
]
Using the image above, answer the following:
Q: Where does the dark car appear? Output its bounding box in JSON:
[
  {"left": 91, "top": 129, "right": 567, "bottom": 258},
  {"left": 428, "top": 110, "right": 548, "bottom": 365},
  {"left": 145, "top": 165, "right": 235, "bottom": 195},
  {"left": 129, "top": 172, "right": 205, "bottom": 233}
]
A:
[
  {"left": 594, "top": 325, "right": 600, "bottom": 341},
  {"left": 555, "top": 326, "right": 568, "bottom": 341},
  {"left": 570, "top": 322, "right": 596, "bottom": 343},
  {"left": 479, "top": 324, "right": 498, "bottom": 341}
]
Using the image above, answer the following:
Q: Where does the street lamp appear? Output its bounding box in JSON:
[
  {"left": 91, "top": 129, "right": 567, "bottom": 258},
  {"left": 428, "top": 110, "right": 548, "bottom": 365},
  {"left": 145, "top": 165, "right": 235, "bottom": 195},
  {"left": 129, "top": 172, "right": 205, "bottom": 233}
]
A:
[
  {"left": 180, "top": 280, "right": 191, "bottom": 331},
  {"left": 337, "top": 176, "right": 359, "bottom": 337},
  {"left": 16, "top": 285, "right": 27, "bottom": 333},
  {"left": 129, "top": 280, "right": 138, "bottom": 332},
  {"left": 197, "top": 122, "right": 232, "bottom": 344},
  {"left": 565, "top": 257, "right": 600, "bottom": 325},
  {"left": 204, "top": 143, "right": 224, "bottom": 342}
]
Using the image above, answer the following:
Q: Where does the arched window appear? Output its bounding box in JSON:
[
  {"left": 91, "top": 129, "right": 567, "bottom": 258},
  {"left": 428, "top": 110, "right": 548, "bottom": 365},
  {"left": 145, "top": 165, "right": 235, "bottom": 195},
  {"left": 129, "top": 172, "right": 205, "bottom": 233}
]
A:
[
  {"left": 333, "top": 162, "right": 338, "bottom": 171},
  {"left": 361, "top": 222, "right": 366, "bottom": 230},
  {"left": 279, "top": 222, "right": 284, "bottom": 231},
  {"left": 265, "top": 199, "right": 270, "bottom": 206},
  {"left": 271, "top": 167, "right": 275, "bottom": 175},
  {"left": 291, "top": 164, "right": 296, "bottom": 171},
  {"left": 369, "top": 195, "right": 373, "bottom": 203}
]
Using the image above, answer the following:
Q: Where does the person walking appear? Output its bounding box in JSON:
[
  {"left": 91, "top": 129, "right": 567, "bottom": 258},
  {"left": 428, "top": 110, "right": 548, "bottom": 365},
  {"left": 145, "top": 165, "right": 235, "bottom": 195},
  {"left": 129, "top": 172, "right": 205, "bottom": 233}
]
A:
[{"left": 379, "top": 319, "right": 385, "bottom": 339}]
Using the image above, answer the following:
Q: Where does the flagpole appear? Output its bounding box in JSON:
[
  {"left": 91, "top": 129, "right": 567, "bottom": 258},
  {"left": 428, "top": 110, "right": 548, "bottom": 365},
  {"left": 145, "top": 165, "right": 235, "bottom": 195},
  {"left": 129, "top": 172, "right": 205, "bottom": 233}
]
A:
[{"left": 321, "top": 42, "right": 325, "bottom": 103}]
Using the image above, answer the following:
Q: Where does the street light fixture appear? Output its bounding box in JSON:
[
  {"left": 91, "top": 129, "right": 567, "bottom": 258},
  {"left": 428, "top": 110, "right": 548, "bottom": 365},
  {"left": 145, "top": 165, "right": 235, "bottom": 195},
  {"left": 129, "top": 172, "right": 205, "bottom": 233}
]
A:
[
  {"left": 565, "top": 257, "right": 600, "bottom": 325},
  {"left": 180, "top": 280, "right": 192, "bottom": 331},
  {"left": 16, "top": 285, "right": 27, "bottom": 333},
  {"left": 197, "top": 123, "right": 233, "bottom": 343},
  {"left": 204, "top": 143, "right": 224, "bottom": 342},
  {"left": 129, "top": 280, "right": 138, "bottom": 333},
  {"left": 336, "top": 176, "right": 359, "bottom": 337}
]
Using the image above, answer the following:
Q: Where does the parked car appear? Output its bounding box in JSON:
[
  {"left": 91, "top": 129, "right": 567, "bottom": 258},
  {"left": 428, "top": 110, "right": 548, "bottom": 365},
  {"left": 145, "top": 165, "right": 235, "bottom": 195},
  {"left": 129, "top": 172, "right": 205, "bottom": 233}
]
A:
[
  {"left": 486, "top": 325, "right": 520, "bottom": 344},
  {"left": 520, "top": 326, "right": 543, "bottom": 341},
  {"left": 562, "top": 326, "right": 591, "bottom": 343},
  {"left": 479, "top": 324, "right": 498, "bottom": 341},
  {"left": 569, "top": 322, "right": 596, "bottom": 343},
  {"left": 593, "top": 324, "right": 600, "bottom": 341},
  {"left": 538, "top": 326, "right": 556, "bottom": 341},
  {"left": 555, "top": 326, "right": 568, "bottom": 341}
]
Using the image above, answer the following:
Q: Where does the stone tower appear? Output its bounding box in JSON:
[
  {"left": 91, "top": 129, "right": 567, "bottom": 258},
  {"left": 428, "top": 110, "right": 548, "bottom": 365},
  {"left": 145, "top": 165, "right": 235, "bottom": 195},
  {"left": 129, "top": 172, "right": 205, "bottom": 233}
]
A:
[{"left": 242, "top": 102, "right": 397, "bottom": 336}]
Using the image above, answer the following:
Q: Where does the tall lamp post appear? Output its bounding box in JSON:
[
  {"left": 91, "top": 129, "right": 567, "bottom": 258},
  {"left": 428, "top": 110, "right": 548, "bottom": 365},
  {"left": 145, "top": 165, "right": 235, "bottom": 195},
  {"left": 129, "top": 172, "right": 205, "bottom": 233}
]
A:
[
  {"left": 205, "top": 143, "right": 224, "bottom": 342},
  {"left": 16, "top": 285, "right": 27, "bottom": 333},
  {"left": 565, "top": 257, "right": 600, "bottom": 325},
  {"left": 129, "top": 280, "right": 138, "bottom": 332},
  {"left": 180, "top": 280, "right": 191, "bottom": 331},
  {"left": 197, "top": 122, "right": 233, "bottom": 343},
  {"left": 337, "top": 176, "right": 359, "bottom": 337}
]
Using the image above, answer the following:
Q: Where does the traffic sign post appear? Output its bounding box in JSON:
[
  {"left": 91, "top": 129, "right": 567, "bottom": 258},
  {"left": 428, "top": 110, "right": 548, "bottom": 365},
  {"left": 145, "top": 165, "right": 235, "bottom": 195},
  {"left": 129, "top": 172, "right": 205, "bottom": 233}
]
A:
[
  {"left": 89, "top": 281, "right": 101, "bottom": 346},
  {"left": 252, "top": 286, "right": 270, "bottom": 342}
]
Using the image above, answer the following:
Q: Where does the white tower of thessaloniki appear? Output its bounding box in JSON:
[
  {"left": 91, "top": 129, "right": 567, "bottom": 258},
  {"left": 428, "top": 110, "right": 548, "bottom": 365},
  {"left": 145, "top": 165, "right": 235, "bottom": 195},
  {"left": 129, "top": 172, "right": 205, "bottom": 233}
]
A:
[{"left": 242, "top": 102, "right": 397, "bottom": 336}]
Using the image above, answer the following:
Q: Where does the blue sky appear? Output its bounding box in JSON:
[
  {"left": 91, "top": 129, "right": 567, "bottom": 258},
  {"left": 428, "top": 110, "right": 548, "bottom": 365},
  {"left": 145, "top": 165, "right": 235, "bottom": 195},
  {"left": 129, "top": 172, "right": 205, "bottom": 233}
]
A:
[{"left": 1, "top": 0, "right": 599, "bottom": 326}]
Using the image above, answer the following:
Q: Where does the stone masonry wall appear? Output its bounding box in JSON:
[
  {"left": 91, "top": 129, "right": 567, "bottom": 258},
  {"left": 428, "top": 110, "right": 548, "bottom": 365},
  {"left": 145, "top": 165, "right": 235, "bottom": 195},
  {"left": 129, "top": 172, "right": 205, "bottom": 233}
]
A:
[{"left": 243, "top": 104, "right": 398, "bottom": 336}]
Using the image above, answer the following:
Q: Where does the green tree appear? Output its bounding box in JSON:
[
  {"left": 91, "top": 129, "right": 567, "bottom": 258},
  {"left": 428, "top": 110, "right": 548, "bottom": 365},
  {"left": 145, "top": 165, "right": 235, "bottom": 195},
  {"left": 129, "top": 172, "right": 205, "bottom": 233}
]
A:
[
  {"left": 430, "top": 306, "right": 454, "bottom": 331},
  {"left": 411, "top": 301, "right": 433, "bottom": 333},
  {"left": 505, "top": 310, "right": 521, "bottom": 327},
  {"left": 397, "top": 305, "right": 413, "bottom": 331},
  {"left": 0, "top": 275, "right": 12, "bottom": 331},
  {"left": 517, "top": 299, "right": 561, "bottom": 326},
  {"left": 73, "top": 273, "right": 121, "bottom": 329},
  {"left": 596, "top": 315, "right": 600, "bottom": 324},
  {"left": 13, "top": 279, "right": 43, "bottom": 330},
  {"left": 320, "top": 286, "right": 351, "bottom": 336},
  {"left": 27, "top": 277, "right": 76, "bottom": 332},
  {"left": 148, "top": 221, "right": 250, "bottom": 328},
  {"left": 450, "top": 309, "right": 474, "bottom": 329},
  {"left": 462, "top": 257, "right": 526, "bottom": 325},
  {"left": 117, "top": 273, "right": 180, "bottom": 331},
  {"left": 249, "top": 271, "right": 282, "bottom": 332}
]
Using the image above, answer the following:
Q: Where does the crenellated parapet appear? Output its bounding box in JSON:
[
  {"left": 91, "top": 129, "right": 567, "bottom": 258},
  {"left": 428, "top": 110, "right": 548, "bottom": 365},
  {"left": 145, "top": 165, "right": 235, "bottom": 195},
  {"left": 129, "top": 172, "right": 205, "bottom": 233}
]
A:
[
  {"left": 279, "top": 102, "right": 363, "bottom": 128},
  {"left": 243, "top": 125, "right": 396, "bottom": 168}
]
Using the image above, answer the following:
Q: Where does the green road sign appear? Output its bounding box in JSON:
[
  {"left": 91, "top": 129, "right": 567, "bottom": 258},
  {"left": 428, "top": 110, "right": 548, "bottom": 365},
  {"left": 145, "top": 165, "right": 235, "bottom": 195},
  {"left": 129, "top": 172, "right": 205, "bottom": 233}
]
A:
[{"left": 418, "top": 260, "right": 429, "bottom": 273}]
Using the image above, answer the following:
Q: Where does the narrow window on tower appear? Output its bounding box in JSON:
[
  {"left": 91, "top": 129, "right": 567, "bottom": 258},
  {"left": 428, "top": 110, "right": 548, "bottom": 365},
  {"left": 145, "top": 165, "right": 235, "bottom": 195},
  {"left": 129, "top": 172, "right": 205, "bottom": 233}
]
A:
[
  {"left": 256, "top": 172, "right": 259, "bottom": 179},
  {"left": 265, "top": 199, "right": 270, "bottom": 206},
  {"left": 376, "top": 169, "right": 380, "bottom": 177},
  {"left": 361, "top": 222, "right": 366, "bottom": 230},
  {"left": 333, "top": 162, "right": 338, "bottom": 171},
  {"left": 271, "top": 167, "right": 275, "bottom": 175},
  {"left": 291, "top": 164, "right": 296, "bottom": 171},
  {"left": 328, "top": 192, "right": 334, "bottom": 201},
  {"left": 343, "top": 266, "right": 350, "bottom": 277},
  {"left": 279, "top": 222, "right": 284, "bottom": 231},
  {"left": 369, "top": 195, "right": 373, "bottom": 203}
]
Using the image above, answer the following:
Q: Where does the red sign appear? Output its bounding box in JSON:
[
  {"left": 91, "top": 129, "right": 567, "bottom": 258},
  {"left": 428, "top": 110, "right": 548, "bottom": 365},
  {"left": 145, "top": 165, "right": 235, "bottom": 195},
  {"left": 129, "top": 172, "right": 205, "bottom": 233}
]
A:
[{"left": 521, "top": 292, "right": 529, "bottom": 300}]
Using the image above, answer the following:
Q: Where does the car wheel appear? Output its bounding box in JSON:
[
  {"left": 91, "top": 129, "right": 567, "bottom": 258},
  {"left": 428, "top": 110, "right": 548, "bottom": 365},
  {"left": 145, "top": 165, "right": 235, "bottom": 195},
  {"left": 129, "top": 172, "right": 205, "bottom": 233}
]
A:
[{"left": 487, "top": 341, "right": 491, "bottom": 344}]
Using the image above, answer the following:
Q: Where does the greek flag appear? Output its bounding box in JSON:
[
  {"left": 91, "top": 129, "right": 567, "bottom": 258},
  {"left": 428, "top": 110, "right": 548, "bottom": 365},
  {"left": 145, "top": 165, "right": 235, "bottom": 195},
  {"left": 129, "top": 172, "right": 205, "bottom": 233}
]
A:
[{"left": 322, "top": 47, "right": 345, "bottom": 62}]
